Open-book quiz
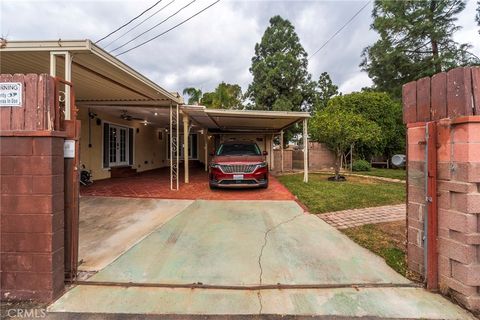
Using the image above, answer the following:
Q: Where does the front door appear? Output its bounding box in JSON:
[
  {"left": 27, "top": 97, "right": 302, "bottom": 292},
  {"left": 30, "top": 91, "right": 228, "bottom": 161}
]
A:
[{"left": 108, "top": 125, "right": 129, "bottom": 167}]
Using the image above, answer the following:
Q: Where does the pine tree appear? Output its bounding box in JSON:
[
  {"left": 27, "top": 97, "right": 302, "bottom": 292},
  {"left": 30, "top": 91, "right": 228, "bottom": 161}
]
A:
[
  {"left": 313, "top": 72, "right": 339, "bottom": 113},
  {"left": 246, "top": 16, "right": 314, "bottom": 112},
  {"left": 361, "top": 0, "right": 478, "bottom": 98}
]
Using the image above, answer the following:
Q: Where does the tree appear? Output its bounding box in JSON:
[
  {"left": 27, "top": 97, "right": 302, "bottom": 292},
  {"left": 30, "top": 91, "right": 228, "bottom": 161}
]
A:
[
  {"left": 310, "top": 104, "right": 381, "bottom": 181},
  {"left": 313, "top": 72, "right": 339, "bottom": 113},
  {"left": 361, "top": 0, "right": 478, "bottom": 98},
  {"left": 327, "top": 91, "right": 404, "bottom": 159},
  {"left": 476, "top": 1, "right": 480, "bottom": 33},
  {"left": 182, "top": 87, "right": 202, "bottom": 105},
  {"left": 246, "top": 15, "right": 314, "bottom": 112},
  {"left": 201, "top": 82, "right": 243, "bottom": 109}
]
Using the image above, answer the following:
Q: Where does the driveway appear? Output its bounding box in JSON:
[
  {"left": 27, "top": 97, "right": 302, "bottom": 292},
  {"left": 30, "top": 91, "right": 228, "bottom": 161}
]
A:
[{"left": 50, "top": 200, "right": 472, "bottom": 319}]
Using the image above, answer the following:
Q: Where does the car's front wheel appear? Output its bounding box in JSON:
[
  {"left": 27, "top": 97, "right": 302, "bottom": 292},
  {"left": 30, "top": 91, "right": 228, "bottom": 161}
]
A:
[{"left": 261, "top": 179, "right": 269, "bottom": 189}]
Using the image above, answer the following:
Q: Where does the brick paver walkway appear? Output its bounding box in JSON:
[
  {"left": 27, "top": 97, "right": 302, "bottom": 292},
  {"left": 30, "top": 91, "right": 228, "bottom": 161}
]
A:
[{"left": 320, "top": 204, "right": 406, "bottom": 229}]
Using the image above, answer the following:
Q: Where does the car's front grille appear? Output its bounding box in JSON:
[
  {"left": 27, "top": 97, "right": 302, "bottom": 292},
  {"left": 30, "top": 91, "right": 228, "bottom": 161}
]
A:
[
  {"left": 219, "top": 180, "right": 257, "bottom": 185},
  {"left": 219, "top": 164, "right": 257, "bottom": 173}
]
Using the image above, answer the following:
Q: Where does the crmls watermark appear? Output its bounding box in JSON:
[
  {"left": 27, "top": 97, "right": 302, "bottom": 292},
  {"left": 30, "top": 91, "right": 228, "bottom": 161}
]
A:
[{"left": 6, "top": 308, "right": 46, "bottom": 318}]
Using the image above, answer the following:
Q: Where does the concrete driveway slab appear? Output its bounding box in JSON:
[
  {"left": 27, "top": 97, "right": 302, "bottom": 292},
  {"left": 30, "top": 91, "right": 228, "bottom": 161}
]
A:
[
  {"left": 86, "top": 200, "right": 407, "bottom": 285},
  {"left": 49, "top": 285, "right": 474, "bottom": 319},
  {"left": 50, "top": 199, "right": 471, "bottom": 318},
  {"left": 79, "top": 196, "right": 194, "bottom": 271}
]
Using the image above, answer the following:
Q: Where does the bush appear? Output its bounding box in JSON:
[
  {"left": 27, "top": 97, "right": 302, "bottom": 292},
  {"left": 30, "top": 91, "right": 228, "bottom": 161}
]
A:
[{"left": 352, "top": 159, "right": 371, "bottom": 172}]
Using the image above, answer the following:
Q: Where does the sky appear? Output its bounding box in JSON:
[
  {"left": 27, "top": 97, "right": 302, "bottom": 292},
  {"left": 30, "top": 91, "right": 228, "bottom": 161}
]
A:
[{"left": 1, "top": 0, "right": 479, "bottom": 99}]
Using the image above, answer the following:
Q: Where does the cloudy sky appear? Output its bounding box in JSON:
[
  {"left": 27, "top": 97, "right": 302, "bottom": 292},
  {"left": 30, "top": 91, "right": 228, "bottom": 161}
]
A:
[{"left": 1, "top": 0, "right": 479, "bottom": 98}]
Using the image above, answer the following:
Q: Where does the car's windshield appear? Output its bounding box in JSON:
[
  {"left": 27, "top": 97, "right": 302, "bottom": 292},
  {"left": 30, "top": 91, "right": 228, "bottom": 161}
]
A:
[{"left": 216, "top": 143, "right": 261, "bottom": 156}]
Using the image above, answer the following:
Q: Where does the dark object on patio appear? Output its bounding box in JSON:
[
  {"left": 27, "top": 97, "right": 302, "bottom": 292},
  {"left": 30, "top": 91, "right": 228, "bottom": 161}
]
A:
[
  {"left": 328, "top": 175, "right": 346, "bottom": 182},
  {"left": 80, "top": 165, "right": 93, "bottom": 186}
]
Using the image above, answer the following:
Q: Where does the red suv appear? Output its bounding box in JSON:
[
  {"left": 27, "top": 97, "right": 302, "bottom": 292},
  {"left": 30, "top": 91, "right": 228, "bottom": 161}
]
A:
[{"left": 209, "top": 141, "right": 269, "bottom": 189}]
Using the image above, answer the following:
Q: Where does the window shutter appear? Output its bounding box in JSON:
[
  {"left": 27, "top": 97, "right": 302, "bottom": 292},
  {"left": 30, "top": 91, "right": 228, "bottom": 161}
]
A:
[
  {"left": 103, "top": 123, "right": 109, "bottom": 168},
  {"left": 128, "top": 128, "right": 134, "bottom": 166}
]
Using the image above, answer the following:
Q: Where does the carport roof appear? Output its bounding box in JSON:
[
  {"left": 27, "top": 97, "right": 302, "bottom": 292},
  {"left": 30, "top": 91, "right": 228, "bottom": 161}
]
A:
[
  {"left": 0, "top": 39, "right": 183, "bottom": 106},
  {"left": 181, "top": 105, "right": 310, "bottom": 133}
]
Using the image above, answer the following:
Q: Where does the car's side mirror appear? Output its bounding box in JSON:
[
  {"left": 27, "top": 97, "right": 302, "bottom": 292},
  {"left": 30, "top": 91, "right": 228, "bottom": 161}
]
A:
[
  {"left": 209, "top": 152, "right": 215, "bottom": 156},
  {"left": 263, "top": 151, "right": 268, "bottom": 156}
]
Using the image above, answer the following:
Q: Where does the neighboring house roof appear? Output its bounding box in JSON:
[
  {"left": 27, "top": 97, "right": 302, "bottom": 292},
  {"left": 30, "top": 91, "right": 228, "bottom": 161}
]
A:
[{"left": 0, "top": 39, "right": 183, "bottom": 106}]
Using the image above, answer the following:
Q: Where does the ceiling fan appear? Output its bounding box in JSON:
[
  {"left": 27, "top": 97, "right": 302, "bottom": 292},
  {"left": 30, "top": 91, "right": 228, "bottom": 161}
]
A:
[{"left": 120, "top": 110, "right": 144, "bottom": 122}]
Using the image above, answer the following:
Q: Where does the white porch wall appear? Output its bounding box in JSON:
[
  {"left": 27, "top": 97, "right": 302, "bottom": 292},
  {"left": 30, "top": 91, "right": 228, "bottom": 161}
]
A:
[{"left": 78, "top": 108, "right": 168, "bottom": 181}]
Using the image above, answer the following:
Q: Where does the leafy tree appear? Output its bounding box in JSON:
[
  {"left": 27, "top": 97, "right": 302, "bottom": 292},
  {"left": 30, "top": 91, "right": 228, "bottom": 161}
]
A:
[
  {"left": 182, "top": 87, "right": 202, "bottom": 105},
  {"left": 202, "top": 82, "right": 243, "bottom": 109},
  {"left": 313, "top": 72, "right": 339, "bottom": 113},
  {"left": 327, "top": 91, "right": 404, "bottom": 160},
  {"left": 310, "top": 104, "right": 381, "bottom": 181},
  {"left": 361, "top": 0, "right": 478, "bottom": 98},
  {"left": 246, "top": 15, "right": 314, "bottom": 112}
]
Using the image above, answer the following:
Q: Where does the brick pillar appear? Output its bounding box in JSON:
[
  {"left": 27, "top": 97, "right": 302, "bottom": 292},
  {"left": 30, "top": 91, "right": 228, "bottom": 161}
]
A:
[
  {"left": 406, "top": 123, "right": 427, "bottom": 276},
  {"left": 1, "top": 135, "right": 65, "bottom": 302},
  {"left": 436, "top": 117, "right": 480, "bottom": 311}
]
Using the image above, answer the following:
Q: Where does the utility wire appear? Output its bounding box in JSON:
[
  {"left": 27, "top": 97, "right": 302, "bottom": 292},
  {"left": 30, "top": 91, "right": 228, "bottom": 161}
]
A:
[
  {"left": 96, "top": 0, "right": 163, "bottom": 43},
  {"left": 110, "top": 0, "right": 197, "bottom": 53},
  {"left": 116, "top": 0, "right": 221, "bottom": 56},
  {"left": 103, "top": 0, "right": 177, "bottom": 49},
  {"left": 309, "top": 1, "right": 371, "bottom": 59}
]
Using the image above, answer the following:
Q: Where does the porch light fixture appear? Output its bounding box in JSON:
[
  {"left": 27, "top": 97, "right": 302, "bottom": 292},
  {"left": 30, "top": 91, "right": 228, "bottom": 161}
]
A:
[{"left": 154, "top": 112, "right": 158, "bottom": 116}]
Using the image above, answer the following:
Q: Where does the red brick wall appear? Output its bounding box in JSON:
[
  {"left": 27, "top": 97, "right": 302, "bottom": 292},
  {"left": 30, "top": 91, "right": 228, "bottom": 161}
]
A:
[
  {"left": 1, "top": 136, "right": 65, "bottom": 302},
  {"left": 1, "top": 74, "right": 66, "bottom": 303}
]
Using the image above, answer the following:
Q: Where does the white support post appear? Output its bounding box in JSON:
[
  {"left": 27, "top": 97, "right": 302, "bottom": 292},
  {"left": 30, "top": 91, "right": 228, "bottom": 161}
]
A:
[
  {"left": 303, "top": 119, "right": 308, "bottom": 183},
  {"left": 49, "top": 51, "right": 72, "bottom": 120},
  {"left": 280, "top": 130, "right": 284, "bottom": 173},
  {"left": 204, "top": 128, "right": 208, "bottom": 171},
  {"left": 183, "top": 112, "right": 189, "bottom": 183},
  {"left": 49, "top": 52, "right": 57, "bottom": 77},
  {"left": 176, "top": 105, "right": 179, "bottom": 190},
  {"left": 270, "top": 134, "right": 275, "bottom": 170},
  {"left": 64, "top": 51, "right": 72, "bottom": 120}
]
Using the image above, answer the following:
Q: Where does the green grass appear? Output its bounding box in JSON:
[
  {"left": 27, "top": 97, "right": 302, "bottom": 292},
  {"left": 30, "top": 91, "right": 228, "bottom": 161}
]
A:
[
  {"left": 278, "top": 173, "right": 405, "bottom": 214},
  {"left": 355, "top": 168, "right": 406, "bottom": 180},
  {"left": 342, "top": 223, "right": 408, "bottom": 277}
]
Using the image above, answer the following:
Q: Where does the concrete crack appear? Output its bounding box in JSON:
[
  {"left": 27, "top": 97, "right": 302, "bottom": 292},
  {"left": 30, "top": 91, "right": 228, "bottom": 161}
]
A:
[
  {"left": 257, "top": 291, "right": 263, "bottom": 314},
  {"left": 258, "top": 213, "right": 303, "bottom": 285}
]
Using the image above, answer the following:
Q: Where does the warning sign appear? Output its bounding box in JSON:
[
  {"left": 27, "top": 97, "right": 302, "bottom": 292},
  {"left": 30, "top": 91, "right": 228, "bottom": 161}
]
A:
[{"left": 0, "top": 82, "right": 23, "bottom": 107}]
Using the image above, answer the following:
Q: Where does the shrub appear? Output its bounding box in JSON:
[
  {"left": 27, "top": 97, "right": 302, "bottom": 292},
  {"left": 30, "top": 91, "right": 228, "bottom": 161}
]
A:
[{"left": 352, "top": 159, "right": 371, "bottom": 172}]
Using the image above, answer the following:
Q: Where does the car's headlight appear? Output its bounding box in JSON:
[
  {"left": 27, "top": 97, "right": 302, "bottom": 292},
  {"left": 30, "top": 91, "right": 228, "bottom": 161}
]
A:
[
  {"left": 256, "top": 162, "right": 268, "bottom": 168},
  {"left": 210, "top": 163, "right": 221, "bottom": 168}
]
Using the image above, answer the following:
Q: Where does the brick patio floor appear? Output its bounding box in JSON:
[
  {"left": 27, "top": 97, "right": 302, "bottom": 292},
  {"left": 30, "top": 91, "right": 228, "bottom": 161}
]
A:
[
  {"left": 320, "top": 204, "right": 406, "bottom": 229},
  {"left": 80, "top": 164, "right": 295, "bottom": 200}
]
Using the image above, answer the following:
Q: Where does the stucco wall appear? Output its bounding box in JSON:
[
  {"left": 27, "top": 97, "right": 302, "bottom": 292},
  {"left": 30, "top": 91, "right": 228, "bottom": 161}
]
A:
[{"left": 78, "top": 108, "right": 168, "bottom": 180}]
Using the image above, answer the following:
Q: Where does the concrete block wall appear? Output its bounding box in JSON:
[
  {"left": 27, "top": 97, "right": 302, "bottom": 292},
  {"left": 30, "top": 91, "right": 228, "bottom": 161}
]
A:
[
  {"left": 0, "top": 135, "right": 65, "bottom": 302},
  {"left": 436, "top": 117, "right": 480, "bottom": 310},
  {"left": 403, "top": 66, "right": 480, "bottom": 312},
  {"left": 407, "top": 119, "right": 480, "bottom": 310},
  {"left": 406, "top": 123, "right": 427, "bottom": 276},
  {"left": 308, "top": 142, "right": 336, "bottom": 171},
  {"left": 273, "top": 149, "right": 293, "bottom": 172}
]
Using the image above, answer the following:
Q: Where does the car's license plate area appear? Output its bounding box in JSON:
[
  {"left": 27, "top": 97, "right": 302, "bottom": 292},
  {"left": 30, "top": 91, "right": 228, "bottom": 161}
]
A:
[{"left": 233, "top": 174, "right": 244, "bottom": 180}]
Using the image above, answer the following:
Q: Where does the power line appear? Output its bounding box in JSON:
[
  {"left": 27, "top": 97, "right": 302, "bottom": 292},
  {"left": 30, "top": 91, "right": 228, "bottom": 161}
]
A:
[
  {"left": 309, "top": 1, "right": 371, "bottom": 60},
  {"left": 103, "top": 0, "right": 177, "bottom": 49},
  {"left": 110, "top": 0, "right": 197, "bottom": 53},
  {"left": 96, "top": 0, "right": 163, "bottom": 43},
  {"left": 116, "top": 0, "right": 221, "bottom": 56}
]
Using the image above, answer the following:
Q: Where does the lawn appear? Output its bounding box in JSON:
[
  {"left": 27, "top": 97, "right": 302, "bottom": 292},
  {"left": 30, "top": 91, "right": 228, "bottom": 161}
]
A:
[
  {"left": 355, "top": 168, "right": 406, "bottom": 180},
  {"left": 342, "top": 221, "right": 420, "bottom": 281},
  {"left": 278, "top": 173, "right": 405, "bottom": 214}
]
